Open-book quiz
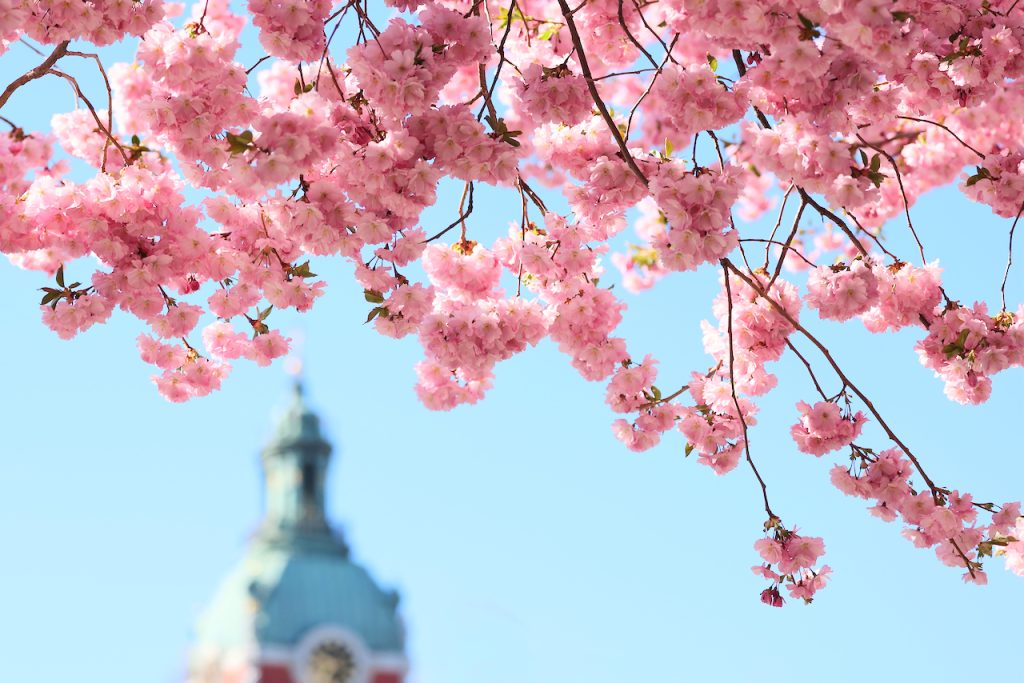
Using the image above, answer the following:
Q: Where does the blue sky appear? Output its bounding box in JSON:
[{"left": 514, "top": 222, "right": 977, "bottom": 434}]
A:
[{"left": 1, "top": 8, "right": 1023, "bottom": 682}]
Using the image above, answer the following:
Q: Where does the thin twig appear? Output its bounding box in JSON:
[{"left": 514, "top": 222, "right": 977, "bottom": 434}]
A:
[
  {"left": 764, "top": 185, "right": 795, "bottom": 268},
  {"left": 47, "top": 69, "right": 130, "bottom": 166},
  {"left": 856, "top": 133, "right": 926, "bottom": 264},
  {"left": 768, "top": 198, "right": 807, "bottom": 289},
  {"left": 423, "top": 182, "right": 475, "bottom": 243},
  {"left": 896, "top": 115, "right": 986, "bottom": 160},
  {"left": 785, "top": 339, "right": 830, "bottom": 400},
  {"left": 1001, "top": 198, "right": 1024, "bottom": 311},
  {"left": 722, "top": 263, "right": 776, "bottom": 521},
  {"left": 742, "top": 240, "right": 817, "bottom": 268}
]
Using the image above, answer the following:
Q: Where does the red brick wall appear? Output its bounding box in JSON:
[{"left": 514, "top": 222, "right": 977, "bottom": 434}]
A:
[{"left": 258, "top": 664, "right": 293, "bottom": 683}]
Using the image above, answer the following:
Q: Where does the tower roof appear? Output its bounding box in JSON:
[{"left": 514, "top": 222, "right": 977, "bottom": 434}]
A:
[{"left": 191, "top": 381, "right": 404, "bottom": 658}]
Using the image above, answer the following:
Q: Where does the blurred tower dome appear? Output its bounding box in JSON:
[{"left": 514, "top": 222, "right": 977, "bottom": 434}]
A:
[{"left": 187, "top": 381, "right": 406, "bottom": 683}]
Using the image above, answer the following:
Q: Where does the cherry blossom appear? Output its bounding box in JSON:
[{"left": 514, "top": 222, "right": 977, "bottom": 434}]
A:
[{"left": 2, "top": 0, "right": 1023, "bottom": 601}]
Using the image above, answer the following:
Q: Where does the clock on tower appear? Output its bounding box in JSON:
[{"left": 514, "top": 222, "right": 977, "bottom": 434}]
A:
[{"left": 185, "top": 381, "right": 407, "bottom": 683}]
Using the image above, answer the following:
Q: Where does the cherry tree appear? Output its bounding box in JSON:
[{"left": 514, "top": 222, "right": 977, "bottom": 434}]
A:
[{"left": 2, "top": 0, "right": 1023, "bottom": 603}]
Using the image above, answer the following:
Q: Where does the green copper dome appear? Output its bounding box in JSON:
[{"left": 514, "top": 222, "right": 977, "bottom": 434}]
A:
[{"left": 192, "top": 382, "right": 404, "bottom": 655}]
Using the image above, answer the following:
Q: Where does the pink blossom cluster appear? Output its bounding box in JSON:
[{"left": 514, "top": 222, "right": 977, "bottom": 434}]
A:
[
  {"left": 702, "top": 272, "right": 800, "bottom": 397},
  {"left": 741, "top": 120, "right": 879, "bottom": 210},
  {"left": 646, "top": 62, "right": 748, "bottom": 147},
  {"left": 248, "top": 0, "right": 331, "bottom": 62},
  {"left": 806, "top": 259, "right": 879, "bottom": 322},
  {"left": 416, "top": 242, "right": 547, "bottom": 409},
  {"left": 606, "top": 356, "right": 679, "bottom": 453},
  {"left": 108, "top": 0, "right": 256, "bottom": 192},
  {"left": 11, "top": 0, "right": 164, "bottom": 47},
  {"left": 753, "top": 530, "right": 830, "bottom": 606},
  {"left": 861, "top": 261, "right": 943, "bottom": 333},
  {"left": 646, "top": 161, "right": 740, "bottom": 272},
  {"left": 677, "top": 371, "right": 756, "bottom": 475},
  {"left": 531, "top": 117, "right": 648, "bottom": 226},
  {"left": 408, "top": 106, "right": 520, "bottom": 185},
  {"left": 1005, "top": 519, "right": 1024, "bottom": 576},
  {"left": 140, "top": 333, "right": 231, "bottom": 402},
  {"left": 347, "top": 7, "right": 490, "bottom": 121},
  {"left": 916, "top": 303, "right": 1024, "bottom": 405},
  {"left": 790, "top": 400, "right": 866, "bottom": 456},
  {"left": 832, "top": 448, "right": 1023, "bottom": 584},
  {"left": 0, "top": 128, "right": 63, "bottom": 257},
  {"left": 512, "top": 63, "right": 592, "bottom": 127},
  {"left": 960, "top": 151, "right": 1024, "bottom": 218}
]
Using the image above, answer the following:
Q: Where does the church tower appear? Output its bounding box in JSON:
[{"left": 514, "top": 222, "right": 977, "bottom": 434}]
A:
[{"left": 187, "top": 382, "right": 407, "bottom": 683}]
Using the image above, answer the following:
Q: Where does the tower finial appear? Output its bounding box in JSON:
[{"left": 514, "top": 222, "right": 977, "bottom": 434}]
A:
[{"left": 285, "top": 352, "right": 304, "bottom": 398}]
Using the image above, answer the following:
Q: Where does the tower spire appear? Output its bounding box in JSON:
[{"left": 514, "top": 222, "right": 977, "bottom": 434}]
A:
[{"left": 258, "top": 377, "right": 347, "bottom": 555}]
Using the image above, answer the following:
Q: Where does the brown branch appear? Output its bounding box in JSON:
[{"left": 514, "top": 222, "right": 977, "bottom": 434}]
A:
[
  {"left": 617, "top": 0, "right": 658, "bottom": 67},
  {"left": 796, "top": 189, "right": 869, "bottom": 257},
  {"left": 843, "top": 206, "right": 899, "bottom": 261},
  {"left": 0, "top": 40, "right": 69, "bottom": 110},
  {"left": 557, "top": 0, "right": 648, "bottom": 186},
  {"left": 475, "top": 0, "right": 517, "bottom": 122},
  {"left": 721, "top": 258, "right": 938, "bottom": 494},
  {"left": 423, "top": 182, "right": 475, "bottom": 243},
  {"left": 731, "top": 49, "right": 772, "bottom": 130}
]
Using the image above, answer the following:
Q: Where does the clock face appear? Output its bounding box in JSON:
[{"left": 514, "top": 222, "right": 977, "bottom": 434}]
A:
[{"left": 306, "top": 640, "right": 358, "bottom": 683}]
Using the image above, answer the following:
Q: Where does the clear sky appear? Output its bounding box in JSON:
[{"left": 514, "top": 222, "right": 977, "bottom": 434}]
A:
[{"left": 1, "top": 7, "right": 1023, "bottom": 683}]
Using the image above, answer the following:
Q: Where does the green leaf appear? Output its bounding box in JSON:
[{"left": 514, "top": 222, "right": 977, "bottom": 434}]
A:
[
  {"left": 891, "top": 10, "right": 913, "bottom": 21},
  {"left": 684, "top": 442, "right": 694, "bottom": 457},
  {"left": 131, "top": 134, "right": 141, "bottom": 146},
  {"left": 538, "top": 24, "right": 559, "bottom": 41},
  {"left": 290, "top": 260, "right": 317, "bottom": 278},
  {"left": 867, "top": 169, "right": 887, "bottom": 188},
  {"left": 870, "top": 153, "right": 881, "bottom": 173},
  {"left": 364, "top": 289, "right": 385, "bottom": 304},
  {"left": 40, "top": 290, "right": 62, "bottom": 306},
  {"left": 364, "top": 306, "right": 387, "bottom": 324},
  {"left": 706, "top": 53, "right": 718, "bottom": 71},
  {"left": 226, "top": 130, "right": 255, "bottom": 155},
  {"left": 664, "top": 137, "right": 674, "bottom": 157},
  {"left": 966, "top": 166, "right": 993, "bottom": 187},
  {"left": 56, "top": 265, "right": 64, "bottom": 288}
]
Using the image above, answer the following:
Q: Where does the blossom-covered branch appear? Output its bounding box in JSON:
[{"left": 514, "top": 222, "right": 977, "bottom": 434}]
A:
[{"left": 2, "top": 0, "right": 1023, "bottom": 602}]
